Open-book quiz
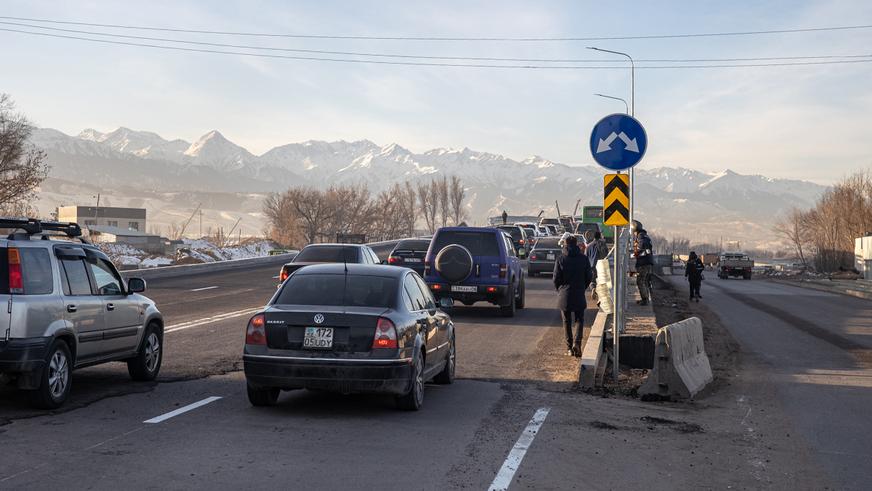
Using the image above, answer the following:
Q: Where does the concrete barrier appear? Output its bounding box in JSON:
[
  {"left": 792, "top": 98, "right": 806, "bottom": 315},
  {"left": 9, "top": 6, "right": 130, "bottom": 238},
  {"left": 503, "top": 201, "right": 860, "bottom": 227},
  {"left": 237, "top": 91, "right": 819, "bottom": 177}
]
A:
[
  {"left": 579, "top": 310, "right": 609, "bottom": 388},
  {"left": 639, "top": 316, "right": 713, "bottom": 400},
  {"left": 120, "top": 253, "right": 295, "bottom": 281}
]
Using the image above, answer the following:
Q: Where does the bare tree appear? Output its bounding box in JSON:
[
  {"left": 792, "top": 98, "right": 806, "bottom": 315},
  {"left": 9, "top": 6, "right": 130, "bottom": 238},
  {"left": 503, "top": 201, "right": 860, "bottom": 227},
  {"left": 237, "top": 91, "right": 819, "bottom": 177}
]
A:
[
  {"left": 0, "top": 94, "right": 49, "bottom": 215},
  {"left": 401, "top": 182, "right": 418, "bottom": 236},
  {"left": 449, "top": 175, "right": 466, "bottom": 225},
  {"left": 417, "top": 181, "right": 438, "bottom": 234},
  {"left": 436, "top": 176, "right": 450, "bottom": 227},
  {"left": 773, "top": 207, "right": 810, "bottom": 268}
]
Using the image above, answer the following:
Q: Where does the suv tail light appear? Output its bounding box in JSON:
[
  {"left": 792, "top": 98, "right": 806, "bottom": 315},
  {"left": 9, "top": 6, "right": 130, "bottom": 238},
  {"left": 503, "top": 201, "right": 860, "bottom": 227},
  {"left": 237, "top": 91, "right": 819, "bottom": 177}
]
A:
[
  {"left": 499, "top": 263, "right": 508, "bottom": 278},
  {"left": 246, "top": 314, "right": 266, "bottom": 345},
  {"left": 372, "top": 317, "right": 398, "bottom": 349},
  {"left": 519, "top": 239, "right": 525, "bottom": 245},
  {"left": 388, "top": 256, "right": 402, "bottom": 264},
  {"left": 8, "top": 248, "right": 23, "bottom": 294}
]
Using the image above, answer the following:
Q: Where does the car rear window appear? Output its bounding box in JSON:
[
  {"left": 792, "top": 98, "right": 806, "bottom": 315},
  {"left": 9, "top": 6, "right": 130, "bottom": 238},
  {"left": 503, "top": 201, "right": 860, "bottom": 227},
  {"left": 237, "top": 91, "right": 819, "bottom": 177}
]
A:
[
  {"left": 19, "top": 248, "right": 54, "bottom": 295},
  {"left": 0, "top": 248, "right": 8, "bottom": 294},
  {"left": 431, "top": 231, "right": 500, "bottom": 256},
  {"left": 395, "top": 240, "right": 430, "bottom": 251},
  {"left": 497, "top": 227, "right": 522, "bottom": 241},
  {"left": 295, "top": 246, "right": 358, "bottom": 263},
  {"left": 275, "top": 274, "right": 397, "bottom": 308},
  {"left": 534, "top": 238, "right": 561, "bottom": 249}
]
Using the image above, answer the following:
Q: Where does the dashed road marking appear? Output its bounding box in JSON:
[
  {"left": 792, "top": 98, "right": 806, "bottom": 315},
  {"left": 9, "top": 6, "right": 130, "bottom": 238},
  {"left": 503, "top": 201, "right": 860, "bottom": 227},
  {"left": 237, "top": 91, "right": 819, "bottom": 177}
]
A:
[
  {"left": 144, "top": 396, "right": 223, "bottom": 424},
  {"left": 489, "top": 407, "right": 550, "bottom": 491},
  {"left": 190, "top": 285, "right": 219, "bottom": 292},
  {"left": 165, "top": 308, "right": 260, "bottom": 333}
]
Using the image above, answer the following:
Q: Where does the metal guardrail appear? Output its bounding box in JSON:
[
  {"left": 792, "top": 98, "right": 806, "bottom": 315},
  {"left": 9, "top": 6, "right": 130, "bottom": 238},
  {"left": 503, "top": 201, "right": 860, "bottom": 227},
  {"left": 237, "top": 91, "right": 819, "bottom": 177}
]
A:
[{"left": 119, "top": 253, "right": 295, "bottom": 281}]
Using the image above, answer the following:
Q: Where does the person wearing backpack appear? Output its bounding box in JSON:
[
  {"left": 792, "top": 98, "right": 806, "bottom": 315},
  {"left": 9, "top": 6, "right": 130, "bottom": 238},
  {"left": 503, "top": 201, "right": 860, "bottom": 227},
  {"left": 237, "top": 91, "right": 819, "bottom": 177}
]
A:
[
  {"left": 685, "top": 251, "right": 706, "bottom": 302},
  {"left": 553, "top": 235, "right": 593, "bottom": 357}
]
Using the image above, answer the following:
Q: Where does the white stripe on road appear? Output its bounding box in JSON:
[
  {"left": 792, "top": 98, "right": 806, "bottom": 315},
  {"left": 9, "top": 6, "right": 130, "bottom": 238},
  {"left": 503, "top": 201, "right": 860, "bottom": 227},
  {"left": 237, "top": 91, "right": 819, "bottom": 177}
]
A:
[
  {"left": 164, "top": 308, "right": 260, "bottom": 333},
  {"left": 143, "top": 396, "right": 222, "bottom": 424},
  {"left": 488, "top": 407, "right": 551, "bottom": 491},
  {"left": 272, "top": 275, "right": 280, "bottom": 279},
  {"left": 190, "top": 285, "right": 219, "bottom": 292}
]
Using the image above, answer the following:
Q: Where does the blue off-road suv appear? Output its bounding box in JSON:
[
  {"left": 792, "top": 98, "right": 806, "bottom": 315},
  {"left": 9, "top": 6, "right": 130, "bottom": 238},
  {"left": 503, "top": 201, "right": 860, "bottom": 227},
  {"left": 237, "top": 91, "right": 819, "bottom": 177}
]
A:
[{"left": 423, "top": 227, "right": 525, "bottom": 317}]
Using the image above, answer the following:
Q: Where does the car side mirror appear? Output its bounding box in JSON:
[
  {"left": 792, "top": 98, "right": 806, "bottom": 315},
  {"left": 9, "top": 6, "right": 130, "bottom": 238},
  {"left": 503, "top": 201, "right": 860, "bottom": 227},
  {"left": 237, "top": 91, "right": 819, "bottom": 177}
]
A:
[{"left": 127, "top": 277, "right": 146, "bottom": 294}]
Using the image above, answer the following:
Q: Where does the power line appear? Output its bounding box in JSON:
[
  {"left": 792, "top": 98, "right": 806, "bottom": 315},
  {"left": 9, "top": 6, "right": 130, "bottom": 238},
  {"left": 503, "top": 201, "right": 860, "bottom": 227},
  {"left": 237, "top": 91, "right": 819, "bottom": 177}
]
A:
[
  {"left": 4, "top": 27, "right": 872, "bottom": 70},
  {"left": 3, "top": 20, "right": 871, "bottom": 64},
  {"left": 2, "top": 15, "right": 872, "bottom": 42}
]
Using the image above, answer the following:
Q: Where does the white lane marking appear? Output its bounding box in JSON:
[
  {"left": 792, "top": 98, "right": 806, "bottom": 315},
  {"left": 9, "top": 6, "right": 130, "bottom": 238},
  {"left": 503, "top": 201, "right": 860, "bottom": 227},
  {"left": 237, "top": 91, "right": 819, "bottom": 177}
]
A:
[
  {"left": 272, "top": 275, "right": 280, "bottom": 279},
  {"left": 165, "top": 308, "right": 260, "bottom": 333},
  {"left": 190, "top": 285, "right": 219, "bottom": 292},
  {"left": 489, "top": 407, "right": 551, "bottom": 491},
  {"left": 144, "top": 396, "right": 222, "bottom": 424}
]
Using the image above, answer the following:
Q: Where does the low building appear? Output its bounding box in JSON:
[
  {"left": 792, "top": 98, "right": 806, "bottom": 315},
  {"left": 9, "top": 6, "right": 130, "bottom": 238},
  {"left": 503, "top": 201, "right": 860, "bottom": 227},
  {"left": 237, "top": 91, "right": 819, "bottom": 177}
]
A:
[
  {"left": 855, "top": 235, "right": 872, "bottom": 280},
  {"left": 88, "top": 225, "right": 166, "bottom": 255},
  {"left": 57, "top": 206, "right": 146, "bottom": 232}
]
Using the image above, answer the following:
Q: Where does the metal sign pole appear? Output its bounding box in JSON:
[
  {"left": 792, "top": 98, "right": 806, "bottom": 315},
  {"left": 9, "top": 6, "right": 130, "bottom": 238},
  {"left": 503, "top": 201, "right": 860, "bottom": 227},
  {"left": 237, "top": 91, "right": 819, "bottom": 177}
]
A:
[{"left": 613, "top": 224, "right": 621, "bottom": 381}]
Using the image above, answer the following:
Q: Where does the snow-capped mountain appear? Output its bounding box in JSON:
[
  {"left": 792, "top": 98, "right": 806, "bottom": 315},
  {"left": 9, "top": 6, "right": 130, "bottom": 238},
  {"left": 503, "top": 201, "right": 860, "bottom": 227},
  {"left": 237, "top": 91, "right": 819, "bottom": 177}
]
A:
[{"left": 29, "top": 126, "right": 828, "bottom": 247}]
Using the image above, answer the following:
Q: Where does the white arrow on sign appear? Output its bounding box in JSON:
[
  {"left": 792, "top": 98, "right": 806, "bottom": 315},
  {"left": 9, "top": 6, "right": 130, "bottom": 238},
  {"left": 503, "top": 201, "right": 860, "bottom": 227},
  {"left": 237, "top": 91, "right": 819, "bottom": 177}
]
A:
[{"left": 596, "top": 131, "right": 640, "bottom": 154}]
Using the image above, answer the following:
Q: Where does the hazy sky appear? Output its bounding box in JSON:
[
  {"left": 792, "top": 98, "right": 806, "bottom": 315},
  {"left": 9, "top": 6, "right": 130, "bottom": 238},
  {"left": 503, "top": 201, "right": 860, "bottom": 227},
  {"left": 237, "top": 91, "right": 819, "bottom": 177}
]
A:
[{"left": 2, "top": 1, "right": 871, "bottom": 183}]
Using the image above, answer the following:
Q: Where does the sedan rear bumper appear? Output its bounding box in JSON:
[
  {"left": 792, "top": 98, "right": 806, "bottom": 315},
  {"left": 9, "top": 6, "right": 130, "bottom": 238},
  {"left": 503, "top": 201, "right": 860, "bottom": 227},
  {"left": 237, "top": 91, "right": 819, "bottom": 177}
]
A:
[{"left": 243, "top": 354, "right": 413, "bottom": 395}]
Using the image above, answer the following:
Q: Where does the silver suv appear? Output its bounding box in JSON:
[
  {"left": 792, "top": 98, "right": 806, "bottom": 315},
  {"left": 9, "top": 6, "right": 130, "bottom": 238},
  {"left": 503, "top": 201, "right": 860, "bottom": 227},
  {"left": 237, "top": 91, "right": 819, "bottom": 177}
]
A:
[{"left": 0, "top": 219, "right": 163, "bottom": 409}]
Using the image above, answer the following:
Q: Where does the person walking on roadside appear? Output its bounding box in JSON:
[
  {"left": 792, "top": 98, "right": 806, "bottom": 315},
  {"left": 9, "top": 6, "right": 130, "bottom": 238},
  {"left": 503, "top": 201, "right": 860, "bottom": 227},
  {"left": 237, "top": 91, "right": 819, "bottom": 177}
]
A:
[
  {"left": 685, "top": 251, "right": 705, "bottom": 302},
  {"left": 553, "top": 235, "right": 593, "bottom": 357},
  {"left": 634, "top": 228, "right": 654, "bottom": 305}
]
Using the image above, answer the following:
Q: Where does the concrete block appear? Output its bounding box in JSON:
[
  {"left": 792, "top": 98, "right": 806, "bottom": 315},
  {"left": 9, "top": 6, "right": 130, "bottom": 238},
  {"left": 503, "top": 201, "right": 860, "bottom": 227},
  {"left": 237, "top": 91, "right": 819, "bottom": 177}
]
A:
[
  {"left": 639, "top": 317, "right": 713, "bottom": 400},
  {"left": 579, "top": 311, "right": 608, "bottom": 388}
]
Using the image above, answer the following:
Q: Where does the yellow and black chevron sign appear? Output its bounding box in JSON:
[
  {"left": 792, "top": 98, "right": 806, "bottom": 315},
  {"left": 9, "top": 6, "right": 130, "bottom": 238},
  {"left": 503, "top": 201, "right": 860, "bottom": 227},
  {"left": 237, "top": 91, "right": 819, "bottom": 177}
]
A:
[{"left": 603, "top": 173, "right": 630, "bottom": 226}]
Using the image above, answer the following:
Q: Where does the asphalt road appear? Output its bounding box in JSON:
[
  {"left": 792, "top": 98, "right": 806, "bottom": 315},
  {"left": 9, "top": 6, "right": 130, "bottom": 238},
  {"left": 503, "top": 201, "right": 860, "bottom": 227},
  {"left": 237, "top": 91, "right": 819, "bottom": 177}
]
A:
[
  {"left": 2, "top": 263, "right": 852, "bottom": 490},
  {"left": 669, "top": 274, "right": 872, "bottom": 490}
]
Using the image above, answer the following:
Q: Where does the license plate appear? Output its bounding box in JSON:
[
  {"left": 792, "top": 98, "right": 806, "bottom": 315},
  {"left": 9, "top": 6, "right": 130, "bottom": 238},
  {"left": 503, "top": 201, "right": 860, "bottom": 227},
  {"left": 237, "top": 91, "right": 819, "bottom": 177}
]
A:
[
  {"left": 451, "top": 285, "right": 477, "bottom": 293},
  {"left": 303, "top": 327, "right": 334, "bottom": 349},
  {"left": 546, "top": 254, "right": 556, "bottom": 260},
  {"left": 404, "top": 257, "right": 422, "bottom": 263}
]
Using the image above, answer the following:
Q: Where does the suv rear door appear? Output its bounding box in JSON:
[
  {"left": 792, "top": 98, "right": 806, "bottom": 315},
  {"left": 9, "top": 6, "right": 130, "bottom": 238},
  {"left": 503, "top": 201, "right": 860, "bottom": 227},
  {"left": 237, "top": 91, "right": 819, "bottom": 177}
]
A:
[
  {"left": 55, "top": 246, "right": 107, "bottom": 361},
  {"left": 431, "top": 230, "right": 503, "bottom": 287}
]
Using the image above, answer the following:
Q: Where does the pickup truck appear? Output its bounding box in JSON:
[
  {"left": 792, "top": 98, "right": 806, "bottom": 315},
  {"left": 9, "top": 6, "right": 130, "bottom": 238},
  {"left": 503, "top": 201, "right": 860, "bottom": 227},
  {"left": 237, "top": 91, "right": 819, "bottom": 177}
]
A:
[{"left": 718, "top": 252, "right": 754, "bottom": 279}]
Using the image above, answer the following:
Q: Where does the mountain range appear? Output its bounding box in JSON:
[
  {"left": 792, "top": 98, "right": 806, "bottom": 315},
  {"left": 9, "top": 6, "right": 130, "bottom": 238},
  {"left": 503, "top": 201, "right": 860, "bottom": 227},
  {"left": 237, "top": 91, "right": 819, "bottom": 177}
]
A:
[{"left": 28, "top": 127, "right": 827, "bottom": 249}]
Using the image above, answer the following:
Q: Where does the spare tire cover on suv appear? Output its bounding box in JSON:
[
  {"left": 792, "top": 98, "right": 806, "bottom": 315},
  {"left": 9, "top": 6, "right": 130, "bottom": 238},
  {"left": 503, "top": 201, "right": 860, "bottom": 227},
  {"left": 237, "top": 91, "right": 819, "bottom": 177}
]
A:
[{"left": 435, "top": 245, "right": 474, "bottom": 283}]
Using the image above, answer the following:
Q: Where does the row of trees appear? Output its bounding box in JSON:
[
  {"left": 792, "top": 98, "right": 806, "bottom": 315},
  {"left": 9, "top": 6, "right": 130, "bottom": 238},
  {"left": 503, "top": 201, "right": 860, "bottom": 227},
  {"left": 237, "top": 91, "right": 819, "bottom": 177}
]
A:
[
  {"left": 775, "top": 171, "right": 872, "bottom": 272},
  {"left": 0, "top": 94, "right": 48, "bottom": 216},
  {"left": 263, "top": 176, "right": 467, "bottom": 248}
]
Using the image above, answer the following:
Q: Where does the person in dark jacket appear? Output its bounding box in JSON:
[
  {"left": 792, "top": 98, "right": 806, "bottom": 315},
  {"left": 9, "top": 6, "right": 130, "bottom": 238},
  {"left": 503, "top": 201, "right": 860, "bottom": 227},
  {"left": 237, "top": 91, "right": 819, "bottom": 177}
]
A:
[
  {"left": 685, "top": 251, "right": 705, "bottom": 302},
  {"left": 634, "top": 228, "right": 654, "bottom": 305},
  {"left": 553, "top": 235, "right": 593, "bottom": 357}
]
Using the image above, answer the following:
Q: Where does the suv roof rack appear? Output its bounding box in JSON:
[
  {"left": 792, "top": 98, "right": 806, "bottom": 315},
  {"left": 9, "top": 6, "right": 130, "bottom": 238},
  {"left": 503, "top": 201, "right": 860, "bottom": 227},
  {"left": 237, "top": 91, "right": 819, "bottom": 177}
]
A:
[{"left": 1, "top": 218, "right": 89, "bottom": 243}]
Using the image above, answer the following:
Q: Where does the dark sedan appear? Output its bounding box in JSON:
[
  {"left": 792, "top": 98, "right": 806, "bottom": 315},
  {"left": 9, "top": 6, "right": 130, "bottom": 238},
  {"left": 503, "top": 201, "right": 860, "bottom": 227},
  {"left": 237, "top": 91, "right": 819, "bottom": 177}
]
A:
[
  {"left": 244, "top": 263, "right": 455, "bottom": 411},
  {"left": 386, "top": 238, "right": 431, "bottom": 275},
  {"left": 528, "top": 237, "right": 562, "bottom": 277},
  {"left": 277, "top": 243, "right": 381, "bottom": 285}
]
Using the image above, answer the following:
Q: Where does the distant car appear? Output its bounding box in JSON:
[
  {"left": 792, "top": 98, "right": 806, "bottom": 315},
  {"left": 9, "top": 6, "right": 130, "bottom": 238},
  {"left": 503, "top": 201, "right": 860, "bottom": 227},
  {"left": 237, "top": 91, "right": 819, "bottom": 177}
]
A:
[
  {"left": 574, "top": 222, "right": 601, "bottom": 243},
  {"left": 0, "top": 218, "right": 163, "bottom": 409},
  {"left": 278, "top": 243, "right": 380, "bottom": 285},
  {"left": 424, "top": 227, "right": 525, "bottom": 317},
  {"left": 386, "top": 238, "right": 431, "bottom": 275},
  {"left": 244, "top": 264, "right": 455, "bottom": 411},
  {"left": 495, "top": 224, "right": 529, "bottom": 259},
  {"left": 539, "top": 217, "right": 561, "bottom": 233},
  {"left": 528, "top": 237, "right": 562, "bottom": 277},
  {"left": 518, "top": 224, "right": 539, "bottom": 241},
  {"left": 544, "top": 225, "right": 560, "bottom": 236}
]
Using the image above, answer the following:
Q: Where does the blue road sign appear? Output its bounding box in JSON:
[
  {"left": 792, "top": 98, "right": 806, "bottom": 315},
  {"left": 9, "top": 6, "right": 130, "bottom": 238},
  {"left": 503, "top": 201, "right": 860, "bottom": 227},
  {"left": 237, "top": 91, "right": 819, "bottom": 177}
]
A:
[{"left": 589, "top": 114, "right": 647, "bottom": 170}]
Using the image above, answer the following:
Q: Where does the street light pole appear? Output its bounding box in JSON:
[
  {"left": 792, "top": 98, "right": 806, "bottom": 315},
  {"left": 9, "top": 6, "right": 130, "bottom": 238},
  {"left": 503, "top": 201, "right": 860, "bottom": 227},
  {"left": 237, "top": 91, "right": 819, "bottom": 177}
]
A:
[
  {"left": 593, "top": 93, "right": 629, "bottom": 114},
  {"left": 587, "top": 46, "right": 636, "bottom": 227}
]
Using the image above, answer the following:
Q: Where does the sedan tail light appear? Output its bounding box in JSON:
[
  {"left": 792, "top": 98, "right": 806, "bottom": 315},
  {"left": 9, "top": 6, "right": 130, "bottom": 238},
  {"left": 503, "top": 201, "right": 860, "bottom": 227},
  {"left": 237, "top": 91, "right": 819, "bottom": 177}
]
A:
[
  {"left": 499, "top": 264, "right": 508, "bottom": 278},
  {"left": 388, "top": 256, "right": 402, "bottom": 264},
  {"left": 245, "top": 314, "right": 267, "bottom": 345},
  {"left": 372, "top": 317, "right": 398, "bottom": 349},
  {"left": 279, "top": 267, "right": 290, "bottom": 283},
  {"left": 8, "top": 248, "right": 23, "bottom": 294}
]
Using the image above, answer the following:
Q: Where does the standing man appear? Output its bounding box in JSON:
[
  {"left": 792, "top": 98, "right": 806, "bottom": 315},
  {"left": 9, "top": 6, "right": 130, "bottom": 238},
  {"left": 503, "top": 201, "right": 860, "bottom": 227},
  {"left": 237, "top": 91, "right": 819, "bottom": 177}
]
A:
[
  {"left": 635, "top": 228, "right": 654, "bottom": 305},
  {"left": 685, "top": 251, "right": 705, "bottom": 302},
  {"left": 553, "top": 235, "right": 593, "bottom": 357}
]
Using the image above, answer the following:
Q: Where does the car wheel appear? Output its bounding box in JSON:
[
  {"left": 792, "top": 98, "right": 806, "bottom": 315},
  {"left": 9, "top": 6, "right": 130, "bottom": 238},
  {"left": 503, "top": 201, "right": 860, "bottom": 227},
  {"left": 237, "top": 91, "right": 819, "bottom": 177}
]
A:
[
  {"left": 127, "top": 323, "right": 163, "bottom": 381},
  {"left": 396, "top": 351, "right": 424, "bottom": 411},
  {"left": 500, "top": 286, "right": 516, "bottom": 317},
  {"left": 247, "top": 383, "right": 280, "bottom": 406},
  {"left": 433, "top": 333, "right": 455, "bottom": 385},
  {"left": 516, "top": 277, "right": 526, "bottom": 310},
  {"left": 30, "top": 340, "right": 72, "bottom": 409}
]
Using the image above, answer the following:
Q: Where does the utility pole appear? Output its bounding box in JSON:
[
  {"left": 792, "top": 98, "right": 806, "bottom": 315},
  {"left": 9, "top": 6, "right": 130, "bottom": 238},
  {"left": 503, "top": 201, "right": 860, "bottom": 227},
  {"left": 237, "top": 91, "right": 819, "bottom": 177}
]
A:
[{"left": 199, "top": 210, "right": 203, "bottom": 238}]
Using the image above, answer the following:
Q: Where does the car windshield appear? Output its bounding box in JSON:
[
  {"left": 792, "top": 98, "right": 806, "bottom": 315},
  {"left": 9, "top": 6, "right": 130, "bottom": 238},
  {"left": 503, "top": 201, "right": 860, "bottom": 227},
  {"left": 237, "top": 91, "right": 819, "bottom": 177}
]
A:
[
  {"left": 295, "top": 246, "right": 358, "bottom": 262},
  {"left": 534, "top": 238, "right": 561, "bottom": 249},
  {"left": 394, "top": 240, "right": 430, "bottom": 252},
  {"left": 275, "top": 274, "right": 397, "bottom": 308},
  {"left": 431, "top": 231, "right": 500, "bottom": 256}
]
